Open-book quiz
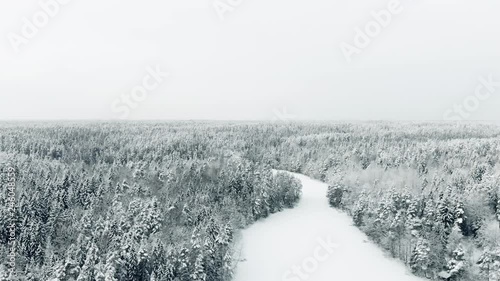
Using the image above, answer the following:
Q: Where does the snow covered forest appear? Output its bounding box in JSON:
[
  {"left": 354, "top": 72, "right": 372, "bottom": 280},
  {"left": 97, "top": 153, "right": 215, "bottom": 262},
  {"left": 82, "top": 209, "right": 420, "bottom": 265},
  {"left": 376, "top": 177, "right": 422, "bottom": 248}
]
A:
[{"left": 0, "top": 121, "right": 499, "bottom": 281}]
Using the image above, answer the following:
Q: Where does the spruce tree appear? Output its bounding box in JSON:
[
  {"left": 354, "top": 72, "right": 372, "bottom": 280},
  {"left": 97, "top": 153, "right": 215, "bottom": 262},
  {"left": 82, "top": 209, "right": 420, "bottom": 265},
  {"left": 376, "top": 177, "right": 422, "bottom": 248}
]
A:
[
  {"left": 447, "top": 245, "right": 466, "bottom": 280},
  {"left": 410, "top": 238, "right": 431, "bottom": 277},
  {"left": 76, "top": 243, "right": 99, "bottom": 281}
]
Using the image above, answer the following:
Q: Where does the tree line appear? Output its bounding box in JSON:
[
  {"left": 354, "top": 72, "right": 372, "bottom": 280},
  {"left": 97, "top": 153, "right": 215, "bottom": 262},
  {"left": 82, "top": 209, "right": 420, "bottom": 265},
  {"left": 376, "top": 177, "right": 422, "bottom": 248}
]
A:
[{"left": 1, "top": 121, "right": 498, "bottom": 281}]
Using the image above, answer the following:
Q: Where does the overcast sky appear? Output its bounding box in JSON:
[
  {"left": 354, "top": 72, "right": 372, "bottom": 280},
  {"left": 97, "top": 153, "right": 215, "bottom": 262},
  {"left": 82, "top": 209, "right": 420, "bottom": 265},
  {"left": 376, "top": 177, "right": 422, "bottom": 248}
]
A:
[{"left": 1, "top": 0, "right": 500, "bottom": 121}]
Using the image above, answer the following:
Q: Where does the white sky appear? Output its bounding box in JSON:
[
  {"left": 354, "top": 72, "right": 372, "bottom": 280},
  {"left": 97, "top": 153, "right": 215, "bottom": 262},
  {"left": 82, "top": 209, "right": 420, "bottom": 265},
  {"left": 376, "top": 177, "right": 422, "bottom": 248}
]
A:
[{"left": 1, "top": 0, "right": 499, "bottom": 120}]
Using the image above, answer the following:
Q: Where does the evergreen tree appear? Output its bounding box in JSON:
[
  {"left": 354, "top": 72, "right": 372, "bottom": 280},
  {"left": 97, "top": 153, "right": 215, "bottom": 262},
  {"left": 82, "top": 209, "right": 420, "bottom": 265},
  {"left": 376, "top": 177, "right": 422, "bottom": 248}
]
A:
[
  {"left": 76, "top": 243, "right": 99, "bottom": 281},
  {"left": 190, "top": 253, "right": 206, "bottom": 281},
  {"left": 53, "top": 244, "right": 81, "bottom": 280},
  {"left": 438, "top": 195, "right": 455, "bottom": 232},
  {"left": 477, "top": 247, "right": 500, "bottom": 281},
  {"left": 226, "top": 246, "right": 235, "bottom": 274},
  {"left": 454, "top": 202, "right": 466, "bottom": 235},
  {"left": 407, "top": 200, "right": 422, "bottom": 237},
  {"left": 352, "top": 201, "right": 365, "bottom": 227},
  {"left": 103, "top": 251, "right": 119, "bottom": 281},
  {"left": 447, "top": 245, "right": 466, "bottom": 280},
  {"left": 327, "top": 184, "right": 344, "bottom": 208},
  {"left": 410, "top": 238, "right": 431, "bottom": 277},
  {"left": 136, "top": 245, "right": 150, "bottom": 281},
  {"left": 176, "top": 247, "right": 190, "bottom": 280}
]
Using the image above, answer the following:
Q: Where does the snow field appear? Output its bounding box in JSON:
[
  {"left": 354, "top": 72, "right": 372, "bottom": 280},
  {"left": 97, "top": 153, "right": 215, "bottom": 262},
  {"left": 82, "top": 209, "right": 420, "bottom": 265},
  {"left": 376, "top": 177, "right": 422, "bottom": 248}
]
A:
[{"left": 233, "top": 173, "right": 426, "bottom": 281}]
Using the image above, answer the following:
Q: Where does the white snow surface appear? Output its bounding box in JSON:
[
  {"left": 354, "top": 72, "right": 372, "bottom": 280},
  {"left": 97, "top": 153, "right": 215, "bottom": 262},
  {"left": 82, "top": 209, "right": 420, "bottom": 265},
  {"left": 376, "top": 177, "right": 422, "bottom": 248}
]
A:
[{"left": 233, "top": 172, "right": 426, "bottom": 281}]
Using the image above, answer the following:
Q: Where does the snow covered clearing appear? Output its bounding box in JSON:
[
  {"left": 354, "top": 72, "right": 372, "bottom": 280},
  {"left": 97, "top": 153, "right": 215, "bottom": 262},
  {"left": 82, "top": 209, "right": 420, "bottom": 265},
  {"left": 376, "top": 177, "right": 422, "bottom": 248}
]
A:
[{"left": 233, "top": 173, "right": 426, "bottom": 281}]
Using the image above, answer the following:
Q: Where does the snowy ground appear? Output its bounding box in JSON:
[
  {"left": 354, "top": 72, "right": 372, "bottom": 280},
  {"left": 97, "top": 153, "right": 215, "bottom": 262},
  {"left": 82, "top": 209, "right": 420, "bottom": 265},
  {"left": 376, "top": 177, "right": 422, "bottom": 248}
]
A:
[{"left": 233, "top": 173, "right": 426, "bottom": 281}]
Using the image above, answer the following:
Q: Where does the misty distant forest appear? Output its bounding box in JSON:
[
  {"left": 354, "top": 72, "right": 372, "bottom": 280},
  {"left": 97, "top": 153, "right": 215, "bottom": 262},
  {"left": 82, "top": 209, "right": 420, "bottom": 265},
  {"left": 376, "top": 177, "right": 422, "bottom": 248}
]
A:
[{"left": 0, "top": 122, "right": 499, "bottom": 281}]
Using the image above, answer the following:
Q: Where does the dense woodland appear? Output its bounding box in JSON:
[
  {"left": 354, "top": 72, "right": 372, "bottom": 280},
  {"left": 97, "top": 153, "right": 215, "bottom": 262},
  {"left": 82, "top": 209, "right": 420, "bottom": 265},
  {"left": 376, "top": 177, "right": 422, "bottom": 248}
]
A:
[
  {"left": 1, "top": 121, "right": 499, "bottom": 281},
  {"left": 0, "top": 122, "right": 302, "bottom": 281}
]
